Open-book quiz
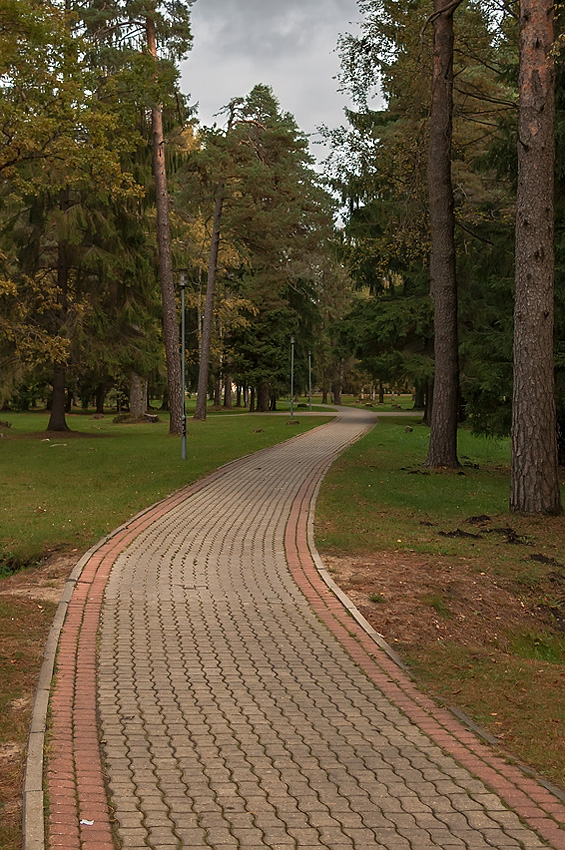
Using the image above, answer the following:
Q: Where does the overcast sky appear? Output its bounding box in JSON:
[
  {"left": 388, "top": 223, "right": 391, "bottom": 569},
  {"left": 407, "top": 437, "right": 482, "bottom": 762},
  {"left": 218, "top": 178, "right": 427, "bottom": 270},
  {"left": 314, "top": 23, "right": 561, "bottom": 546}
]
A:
[{"left": 180, "top": 0, "right": 362, "bottom": 163}]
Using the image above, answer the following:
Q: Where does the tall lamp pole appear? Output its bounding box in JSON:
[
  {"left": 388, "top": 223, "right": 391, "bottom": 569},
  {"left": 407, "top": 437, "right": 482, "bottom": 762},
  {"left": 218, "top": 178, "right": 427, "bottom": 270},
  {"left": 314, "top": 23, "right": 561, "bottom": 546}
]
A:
[
  {"left": 308, "top": 350, "right": 312, "bottom": 411},
  {"left": 290, "top": 335, "right": 295, "bottom": 421},
  {"left": 179, "top": 270, "right": 187, "bottom": 460}
]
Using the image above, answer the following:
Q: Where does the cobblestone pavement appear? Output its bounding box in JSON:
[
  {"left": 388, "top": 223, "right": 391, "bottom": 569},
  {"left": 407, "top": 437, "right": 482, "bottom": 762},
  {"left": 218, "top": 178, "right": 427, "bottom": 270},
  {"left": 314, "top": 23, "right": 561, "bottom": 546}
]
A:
[{"left": 44, "top": 409, "right": 565, "bottom": 850}]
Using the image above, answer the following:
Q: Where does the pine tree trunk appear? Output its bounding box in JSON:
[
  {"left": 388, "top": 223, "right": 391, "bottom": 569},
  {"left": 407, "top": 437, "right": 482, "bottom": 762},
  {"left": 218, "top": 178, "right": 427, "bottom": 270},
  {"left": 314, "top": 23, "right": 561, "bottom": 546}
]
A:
[
  {"left": 48, "top": 366, "right": 69, "bottom": 431},
  {"left": 413, "top": 382, "right": 426, "bottom": 410},
  {"left": 146, "top": 18, "right": 182, "bottom": 436},
  {"left": 257, "top": 382, "right": 270, "bottom": 413},
  {"left": 95, "top": 384, "right": 106, "bottom": 415},
  {"left": 511, "top": 0, "right": 562, "bottom": 515},
  {"left": 223, "top": 375, "right": 232, "bottom": 408},
  {"left": 424, "top": 379, "right": 434, "bottom": 426},
  {"left": 47, "top": 194, "right": 70, "bottom": 433},
  {"left": 214, "top": 375, "right": 222, "bottom": 408},
  {"left": 249, "top": 386, "right": 255, "bottom": 412},
  {"left": 130, "top": 373, "right": 148, "bottom": 419},
  {"left": 424, "top": 0, "right": 461, "bottom": 469},
  {"left": 195, "top": 185, "right": 224, "bottom": 420}
]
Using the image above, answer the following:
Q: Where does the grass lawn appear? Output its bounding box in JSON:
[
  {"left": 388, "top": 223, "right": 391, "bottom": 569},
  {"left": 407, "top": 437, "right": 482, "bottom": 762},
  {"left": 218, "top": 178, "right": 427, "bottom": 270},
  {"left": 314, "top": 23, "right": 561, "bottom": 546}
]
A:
[
  {"left": 0, "top": 409, "right": 331, "bottom": 571},
  {"left": 316, "top": 416, "right": 565, "bottom": 789}
]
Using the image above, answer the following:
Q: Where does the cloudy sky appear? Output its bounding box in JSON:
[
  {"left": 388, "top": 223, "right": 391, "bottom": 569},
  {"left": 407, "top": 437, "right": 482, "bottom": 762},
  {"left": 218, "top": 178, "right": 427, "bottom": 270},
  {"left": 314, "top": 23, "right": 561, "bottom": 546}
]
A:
[{"left": 180, "top": 0, "right": 362, "bottom": 162}]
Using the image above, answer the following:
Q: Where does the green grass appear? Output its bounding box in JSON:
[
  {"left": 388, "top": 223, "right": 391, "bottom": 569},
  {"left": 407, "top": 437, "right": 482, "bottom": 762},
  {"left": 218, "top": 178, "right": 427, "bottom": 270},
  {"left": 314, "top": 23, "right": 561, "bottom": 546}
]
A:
[
  {"left": 0, "top": 410, "right": 331, "bottom": 569},
  {"left": 315, "top": 416, "right": 564, "bottom": 573},
  {"left": 340, "top": 392, "right": 417, "bottom": 412},
  {"left": 317, "top": 418, "right": 509, "bottom": 551},
  {"left": 511, "top": 630, "right": 565, "bottom": 664}
]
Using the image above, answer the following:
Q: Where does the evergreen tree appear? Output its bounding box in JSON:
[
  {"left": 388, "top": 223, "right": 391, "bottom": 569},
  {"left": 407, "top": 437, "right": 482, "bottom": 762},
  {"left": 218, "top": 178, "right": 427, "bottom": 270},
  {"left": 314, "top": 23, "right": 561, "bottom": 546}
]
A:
[{"left": 510, "top": 0, "right": 562, "bottom": 514}]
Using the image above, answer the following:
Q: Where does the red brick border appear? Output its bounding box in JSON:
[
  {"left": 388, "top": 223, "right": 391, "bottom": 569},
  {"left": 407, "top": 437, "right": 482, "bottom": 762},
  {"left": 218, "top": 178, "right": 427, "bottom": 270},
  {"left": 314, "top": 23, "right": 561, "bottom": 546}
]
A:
[
  {"left": 284, "top": 463, "right": 565, "bottom": 850},
  {"left": 42, "top": 460, "right": 240, "bottom": 850}
]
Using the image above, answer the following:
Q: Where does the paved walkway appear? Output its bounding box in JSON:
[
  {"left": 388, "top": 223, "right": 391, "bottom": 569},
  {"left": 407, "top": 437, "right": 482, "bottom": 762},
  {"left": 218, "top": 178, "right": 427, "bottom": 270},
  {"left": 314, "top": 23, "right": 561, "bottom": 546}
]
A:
[{"left": 29, "top": 408, "right": 565, "bottom": 850}]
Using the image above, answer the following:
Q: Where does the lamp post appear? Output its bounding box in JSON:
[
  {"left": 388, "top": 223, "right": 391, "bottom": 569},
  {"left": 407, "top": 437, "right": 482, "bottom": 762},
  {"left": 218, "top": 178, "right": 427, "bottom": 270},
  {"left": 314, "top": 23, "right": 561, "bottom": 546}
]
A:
[
  {"left": 308, "top": 350, "right": 312, "bottom": 411},
  {"left": 178, "top": 269, "right": 187, "bottom": 460},
  {"left": 290, "top": 335, "right": 295, "bottom": 421}
]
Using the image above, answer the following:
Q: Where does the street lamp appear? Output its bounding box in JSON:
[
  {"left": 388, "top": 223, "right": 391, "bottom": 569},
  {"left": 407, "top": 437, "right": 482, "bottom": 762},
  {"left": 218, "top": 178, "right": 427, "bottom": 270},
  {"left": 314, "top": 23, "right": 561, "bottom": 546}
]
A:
[
  {"left": 290, "top": 335, "right": 295, "bottom": 421},
  {"left": 308, "top": 350, "right": 312, "bottom": 411},
  {"left": 178, "top": 269, "right": 188, "bottom": 460}
]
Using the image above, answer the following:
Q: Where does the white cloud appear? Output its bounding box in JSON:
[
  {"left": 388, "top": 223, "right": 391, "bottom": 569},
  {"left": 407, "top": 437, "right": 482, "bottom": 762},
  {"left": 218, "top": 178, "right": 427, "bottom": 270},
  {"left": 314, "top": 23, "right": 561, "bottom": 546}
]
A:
[{"left": 180, "top": 0, "right": 362, "bottom": 157}]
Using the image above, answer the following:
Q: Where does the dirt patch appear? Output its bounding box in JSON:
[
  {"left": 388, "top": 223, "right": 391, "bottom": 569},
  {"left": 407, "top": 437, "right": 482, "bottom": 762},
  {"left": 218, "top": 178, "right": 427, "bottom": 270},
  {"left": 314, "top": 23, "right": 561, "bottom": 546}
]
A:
[
  {"left": 323, "top": 550, "right": 533, "bottom": 650},
  {"left": 323, "top": 550, "right": 565, "bottom": 789},
  {"left": 0, "top": 551, "right": 80, "bottom": 850},
  {"left": 0, "top": 550, "right": 79, "bottom": 603}
]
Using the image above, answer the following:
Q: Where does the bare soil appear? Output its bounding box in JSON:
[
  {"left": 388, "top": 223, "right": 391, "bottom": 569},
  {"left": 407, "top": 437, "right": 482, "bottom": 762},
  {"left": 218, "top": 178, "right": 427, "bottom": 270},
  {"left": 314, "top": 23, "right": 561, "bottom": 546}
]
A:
[
  {"left": 0, "top": 552, "right": 78, "bottom": 850},
  {"left": 323, "top": 550, "right": 537, "bottom": 650},
  {"left": 323, "top": 550, "right": 565, "bottom": 790}
]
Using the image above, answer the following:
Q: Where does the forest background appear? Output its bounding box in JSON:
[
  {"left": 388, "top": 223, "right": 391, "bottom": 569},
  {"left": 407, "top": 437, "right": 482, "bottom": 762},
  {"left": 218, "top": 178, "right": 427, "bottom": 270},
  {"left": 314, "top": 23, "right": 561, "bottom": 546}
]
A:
[{"left": 1, "top": 0, "right": 564, "bottom": 487}]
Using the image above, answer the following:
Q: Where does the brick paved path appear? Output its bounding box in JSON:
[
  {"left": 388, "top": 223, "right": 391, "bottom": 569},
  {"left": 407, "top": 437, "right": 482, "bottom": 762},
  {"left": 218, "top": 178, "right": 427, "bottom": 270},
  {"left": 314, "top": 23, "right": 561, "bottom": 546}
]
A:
[{"left": 44, "top": 409, "right": 565, "bottom": 850}]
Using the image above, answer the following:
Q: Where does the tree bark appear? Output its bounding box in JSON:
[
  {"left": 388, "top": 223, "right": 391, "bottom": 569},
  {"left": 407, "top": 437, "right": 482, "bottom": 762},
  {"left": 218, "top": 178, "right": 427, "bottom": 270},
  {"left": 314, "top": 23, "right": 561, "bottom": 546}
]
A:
[
  {"left": 146, "top": 18, "right": 182, "bottom": 435},
  {"left": 129, "top": 372, "right": 148, "bottom": 419},
  {"left": 48, "top": 365, "right": 69, "bottom": 431},
  {"left": 223, "top": 374, "right": 232, "bottom": 408},
  {"left": 194, "top": 185, "right": 224, "bottom": 420},
  {"left": 511, "top": 0, "right": 562, "bottom": 514},
  {"left": 257, "top": 381, "right": 270, "bottom": 413},
  {"left": 413, "top": 382, "right": 426, "bottom": 410},
  {"left": 95, "top": 383, "right": 106, "bottom": 415},
  {"left": 47, "top": 192, "right": 70, "bottom": 432},
  {"left": 424, "top": 0, "right": 462, "bottom": 469},
  {"left": 214, "top": 374, "right": 222, "bottom": 408}
]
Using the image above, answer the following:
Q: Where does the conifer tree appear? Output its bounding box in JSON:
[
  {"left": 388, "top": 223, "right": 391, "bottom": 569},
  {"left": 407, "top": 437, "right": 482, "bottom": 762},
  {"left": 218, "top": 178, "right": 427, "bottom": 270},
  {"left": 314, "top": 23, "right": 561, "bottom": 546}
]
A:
[
  {"left": 510, "top": 0, "right": 562, "bottom": 514},
  {"left": 80, "top": 0, "right": 194, "bottom": 434}
]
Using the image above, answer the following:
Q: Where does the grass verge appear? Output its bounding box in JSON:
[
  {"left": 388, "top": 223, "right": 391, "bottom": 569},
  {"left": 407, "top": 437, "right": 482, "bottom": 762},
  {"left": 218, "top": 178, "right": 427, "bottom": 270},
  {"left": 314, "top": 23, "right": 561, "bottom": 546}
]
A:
[
  {"left": 0, "top": 410, "right": 330, "bottom": 570},
  {"left": 316, "top": 416, "right": 565, "bottom": 789}
]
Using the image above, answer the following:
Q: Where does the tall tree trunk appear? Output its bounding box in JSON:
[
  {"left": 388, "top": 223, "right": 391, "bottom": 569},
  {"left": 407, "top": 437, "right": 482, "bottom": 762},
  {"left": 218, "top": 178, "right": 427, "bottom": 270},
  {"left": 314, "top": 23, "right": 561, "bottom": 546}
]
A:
[
  {"left": 413, "top": 382, "right": 426, "bottom": 411},
  {"left": 424, "top": 379, "right": 434, "bottom": 426},
  {"left": 257, "top": 382, "right": 270, "bottom": 413},
  {"left": 95, "top": 383, "right": 106, "bottom": 415},
  {"left": 130, "top": 372, "right": 148, "bottom": 419},
  {"left": 48, "top": 366, "right": 69, "bottom": 431},
  {"left": 424, "top": 0, "right": 462, "bottom": 469},
  {"left": 249, "top": 386, "right": 255, "bottom": 412},
  {"left": 214, "top": 374, "right": 222, "bottom": 408},
  {"left": 511, "top": 0, "right": 562, "bottom": 514},
  {"left": 194, "top": 185, "right": 224, "bottom": 420},
  {"left": 146, "top": 18, "right": 182, "bottom": 436},
  {"left": 223, "top": 374, "right": 232, "bottom": 408},
  {"left": 48, "top": 192, "right": 70, "bottom": 432}
]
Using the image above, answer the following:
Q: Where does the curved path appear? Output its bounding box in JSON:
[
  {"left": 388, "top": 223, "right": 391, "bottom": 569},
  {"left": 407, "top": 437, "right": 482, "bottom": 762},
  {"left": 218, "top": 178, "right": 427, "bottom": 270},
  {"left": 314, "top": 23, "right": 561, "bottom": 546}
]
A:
[{"left": 33, "top": 408, "right": 565, "bottom": 850}]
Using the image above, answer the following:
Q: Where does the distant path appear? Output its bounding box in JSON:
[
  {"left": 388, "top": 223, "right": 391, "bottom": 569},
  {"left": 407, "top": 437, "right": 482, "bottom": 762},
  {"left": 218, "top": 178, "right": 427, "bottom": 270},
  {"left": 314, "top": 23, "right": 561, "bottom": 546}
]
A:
[{"left": 39, "top": 407, "right": 565, "bottom": 850}]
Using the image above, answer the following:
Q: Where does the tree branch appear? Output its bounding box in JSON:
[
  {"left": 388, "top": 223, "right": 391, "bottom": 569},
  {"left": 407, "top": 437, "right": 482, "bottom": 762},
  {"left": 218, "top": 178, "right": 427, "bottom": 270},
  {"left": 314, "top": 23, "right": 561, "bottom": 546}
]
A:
[{"left": 420, "top": 0, "right": 465, "bottom": 42}]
